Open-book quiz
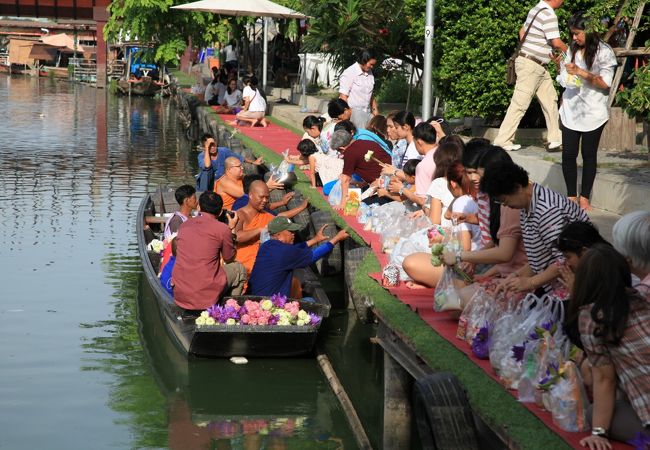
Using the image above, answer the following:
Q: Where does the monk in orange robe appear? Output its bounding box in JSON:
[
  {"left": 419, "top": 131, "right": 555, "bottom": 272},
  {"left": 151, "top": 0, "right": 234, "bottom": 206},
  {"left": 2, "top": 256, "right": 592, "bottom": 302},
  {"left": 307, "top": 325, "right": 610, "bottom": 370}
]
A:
[{"left": 234, "top": 180, "right": 309, "bottom": 274}]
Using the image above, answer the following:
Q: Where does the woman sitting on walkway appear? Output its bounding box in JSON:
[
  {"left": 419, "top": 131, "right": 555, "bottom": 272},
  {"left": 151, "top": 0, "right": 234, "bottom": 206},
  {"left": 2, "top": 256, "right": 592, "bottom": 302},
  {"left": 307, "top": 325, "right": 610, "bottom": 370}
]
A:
[
  {"left": 402, "top": 162, "right": 482, "bottom": 289},
  {"left": 566, "top": 243, "right": 650, "bottom": 448},
  {"left": 320, "top": 99, "right": 352, "bottom": 154},
  {"left": 212, "top": 78, "right": 242, "bottom": 114},
  {"left": 612, "top": 211, "right": 650, "bottom": 296},
  {"left": 480, "top": 161, "right": 590, "bottom": 296},
  {"left": 232, "top": 76, "right": 268, "bottom": 128}
]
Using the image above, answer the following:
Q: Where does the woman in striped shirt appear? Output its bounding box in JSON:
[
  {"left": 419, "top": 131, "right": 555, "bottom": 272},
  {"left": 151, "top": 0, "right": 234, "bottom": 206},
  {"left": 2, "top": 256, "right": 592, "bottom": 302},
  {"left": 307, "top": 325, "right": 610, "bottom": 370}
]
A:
[{"left": 480, "top": 161, "right": 590, "bottom": 294}]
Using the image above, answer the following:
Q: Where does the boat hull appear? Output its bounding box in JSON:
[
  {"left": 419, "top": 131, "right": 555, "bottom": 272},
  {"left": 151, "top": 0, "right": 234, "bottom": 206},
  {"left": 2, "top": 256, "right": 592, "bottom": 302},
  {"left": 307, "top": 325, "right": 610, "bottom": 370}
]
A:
[{"left": 137, "top": 193, "right": 330, "bottom": 358}]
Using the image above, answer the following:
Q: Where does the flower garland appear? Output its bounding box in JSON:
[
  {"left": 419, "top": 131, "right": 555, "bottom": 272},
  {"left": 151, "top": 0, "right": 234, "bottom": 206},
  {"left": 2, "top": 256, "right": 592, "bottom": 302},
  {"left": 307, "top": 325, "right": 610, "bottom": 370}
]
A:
[{"left": 195, "top": 294, "right": 322, "bottom": 327}]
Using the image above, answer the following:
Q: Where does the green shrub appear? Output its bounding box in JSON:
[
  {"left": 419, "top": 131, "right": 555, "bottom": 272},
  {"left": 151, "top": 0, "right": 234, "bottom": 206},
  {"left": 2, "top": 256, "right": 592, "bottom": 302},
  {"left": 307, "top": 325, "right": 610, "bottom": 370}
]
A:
[{"left": 374, "top": 71, "right": 422, "bottom": 106}]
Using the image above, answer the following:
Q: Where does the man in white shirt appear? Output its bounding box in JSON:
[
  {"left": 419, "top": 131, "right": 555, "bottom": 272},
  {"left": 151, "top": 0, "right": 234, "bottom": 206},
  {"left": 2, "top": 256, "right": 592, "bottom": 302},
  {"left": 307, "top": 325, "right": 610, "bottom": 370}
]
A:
[
  {"left": 493, "top": 0, "right": 567, "bottom": 152},
  {"left": 338, "top": 49, "right": 379, "bottom": 131}
]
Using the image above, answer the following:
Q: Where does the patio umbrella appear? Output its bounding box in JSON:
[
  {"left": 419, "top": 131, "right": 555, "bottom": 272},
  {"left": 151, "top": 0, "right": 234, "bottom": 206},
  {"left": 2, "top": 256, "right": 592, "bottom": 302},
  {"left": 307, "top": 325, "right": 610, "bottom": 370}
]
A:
[
  {"left": 172, "top": 0, "right": 306, "bottom": 19},
  {"left": 172, "top": 0, "right": 308, "bottom": 88}
]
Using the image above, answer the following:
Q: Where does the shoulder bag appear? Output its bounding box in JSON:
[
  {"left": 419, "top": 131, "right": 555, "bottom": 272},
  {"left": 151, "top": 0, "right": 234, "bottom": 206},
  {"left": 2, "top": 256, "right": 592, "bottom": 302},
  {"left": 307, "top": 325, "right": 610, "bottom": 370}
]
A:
[{"left": 506, "top": 8, "right": 545, "bottom": 85}]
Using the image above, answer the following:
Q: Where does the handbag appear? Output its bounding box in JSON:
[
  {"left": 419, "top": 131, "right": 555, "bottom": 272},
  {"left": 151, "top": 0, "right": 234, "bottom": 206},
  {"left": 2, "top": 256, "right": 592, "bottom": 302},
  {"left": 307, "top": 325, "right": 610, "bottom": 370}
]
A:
[{"left": 506, "top": 8, "right": 545, "bottom": 85}]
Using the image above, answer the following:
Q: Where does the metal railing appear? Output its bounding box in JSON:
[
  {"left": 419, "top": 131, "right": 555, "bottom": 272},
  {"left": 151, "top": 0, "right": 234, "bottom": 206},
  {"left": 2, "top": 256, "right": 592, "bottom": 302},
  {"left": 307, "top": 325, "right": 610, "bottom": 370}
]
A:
[{"left": 71, "top": 60, "right": 97, "bottom": 83}]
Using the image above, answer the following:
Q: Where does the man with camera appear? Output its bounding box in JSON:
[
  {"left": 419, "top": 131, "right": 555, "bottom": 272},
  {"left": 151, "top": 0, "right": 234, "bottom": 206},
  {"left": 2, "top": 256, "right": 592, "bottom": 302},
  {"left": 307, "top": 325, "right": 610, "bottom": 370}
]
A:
[{"left": 172, "top": 191, "right": 247, "bottom": 312}]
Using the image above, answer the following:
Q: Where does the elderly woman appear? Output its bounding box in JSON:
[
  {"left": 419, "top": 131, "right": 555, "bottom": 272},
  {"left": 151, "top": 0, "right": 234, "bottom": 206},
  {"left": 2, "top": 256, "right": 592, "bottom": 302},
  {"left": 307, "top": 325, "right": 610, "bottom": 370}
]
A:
[
  {"left": 565, "top": 243, "right": 650, "bottom": 448},
  {"left": 612, "top": 211, "right": 650, "bottom": 295}
]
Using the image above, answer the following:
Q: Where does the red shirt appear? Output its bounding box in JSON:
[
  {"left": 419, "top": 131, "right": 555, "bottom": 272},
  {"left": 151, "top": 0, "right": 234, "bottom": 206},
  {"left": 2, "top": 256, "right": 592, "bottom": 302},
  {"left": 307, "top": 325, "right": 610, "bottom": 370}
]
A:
[
  {"left": 342, "top": 140, "right": 391, "bottom": 184},
  {"left": 172, "top": 213, "right": 235, "bottom": 310}
]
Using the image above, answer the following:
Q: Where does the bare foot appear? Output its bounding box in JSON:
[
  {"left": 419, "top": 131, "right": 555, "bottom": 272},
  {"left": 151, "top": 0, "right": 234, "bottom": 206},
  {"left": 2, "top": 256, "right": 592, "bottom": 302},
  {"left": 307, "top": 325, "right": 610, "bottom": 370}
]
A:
[
  {"left": 567, "top": 196, "right": 578, "bottom": 204},
  {"left": 406, "top": 281, "right": 430, "bottom": 289},
  {"left": 260, "top": 118, "right": 268, "bottom": 128},
  {"left": 579, "top": 197, "right": 592, "bottom": 211},
  {"left": 227, "top": 120, "right": 238, "bottom": 126}
]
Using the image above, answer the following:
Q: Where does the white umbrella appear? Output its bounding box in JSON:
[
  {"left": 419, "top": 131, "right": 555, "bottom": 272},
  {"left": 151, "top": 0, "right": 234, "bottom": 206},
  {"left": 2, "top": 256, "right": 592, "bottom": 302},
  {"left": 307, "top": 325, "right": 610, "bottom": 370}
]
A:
[
  {"left": 172, "top": 0, "right": 307, "bottom": 19},
  {"left": 172, "top": 0, "right": 308, "bottom": 89}
]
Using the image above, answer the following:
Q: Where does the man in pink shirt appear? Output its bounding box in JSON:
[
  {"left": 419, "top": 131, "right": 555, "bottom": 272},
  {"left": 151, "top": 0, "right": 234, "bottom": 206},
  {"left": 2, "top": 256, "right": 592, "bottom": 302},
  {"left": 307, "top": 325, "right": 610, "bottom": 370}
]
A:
[
  {"left": 172, "top": 191, "right": 246, "bottom": 312},
  {"left": 339, "top": 49, "right": 378, "bottom": 130}
]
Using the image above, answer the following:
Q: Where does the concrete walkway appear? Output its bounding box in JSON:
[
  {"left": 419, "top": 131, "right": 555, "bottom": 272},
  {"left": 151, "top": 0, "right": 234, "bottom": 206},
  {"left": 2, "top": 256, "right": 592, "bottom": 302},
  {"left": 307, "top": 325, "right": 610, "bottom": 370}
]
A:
[{"left": 265, "top": 90, "right": 649, "bottom": 240}]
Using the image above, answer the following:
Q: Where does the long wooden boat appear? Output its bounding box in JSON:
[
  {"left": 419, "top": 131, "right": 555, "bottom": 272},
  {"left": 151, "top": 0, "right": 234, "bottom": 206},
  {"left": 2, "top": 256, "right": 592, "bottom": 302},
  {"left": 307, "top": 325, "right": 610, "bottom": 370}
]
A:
[
  {"left": 137, "top": 192, "right": 331, "bottom": 358},
  {"left": 118, "top": 76, "right": 161, "bottom": 96}
]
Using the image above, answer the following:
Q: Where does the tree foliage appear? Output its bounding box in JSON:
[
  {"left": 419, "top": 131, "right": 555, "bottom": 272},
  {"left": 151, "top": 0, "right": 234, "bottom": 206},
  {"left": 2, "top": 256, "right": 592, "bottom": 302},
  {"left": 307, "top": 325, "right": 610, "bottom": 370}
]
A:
[
  {"left": 105, "top": 0, "right": 232, "bottom": 65},
  {"left": 302, "top": 0, "right": 425, "bottom": 71}
]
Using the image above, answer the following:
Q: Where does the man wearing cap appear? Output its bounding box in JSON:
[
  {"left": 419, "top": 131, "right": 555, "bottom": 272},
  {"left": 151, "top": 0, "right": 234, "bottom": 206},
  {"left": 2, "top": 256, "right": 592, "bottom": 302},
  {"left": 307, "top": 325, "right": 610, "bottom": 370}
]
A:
[{"left": 248, "top": 217, "right": 349, "bottom": 298}]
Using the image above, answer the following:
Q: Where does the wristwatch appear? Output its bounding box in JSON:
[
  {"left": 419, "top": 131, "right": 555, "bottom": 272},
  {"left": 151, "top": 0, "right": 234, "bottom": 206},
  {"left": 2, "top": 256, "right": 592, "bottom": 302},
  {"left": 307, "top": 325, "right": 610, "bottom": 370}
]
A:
[
  {"left": 591, "top": 427, "right": 607, "bottom": 437},
  {"left": 398, "top": 186, "right": 404, "bottom": 196}
]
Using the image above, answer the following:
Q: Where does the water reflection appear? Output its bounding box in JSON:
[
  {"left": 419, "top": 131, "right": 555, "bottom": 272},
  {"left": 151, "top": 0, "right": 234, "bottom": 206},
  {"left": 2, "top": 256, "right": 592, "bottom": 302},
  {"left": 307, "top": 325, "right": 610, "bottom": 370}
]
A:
[
  {"left": 0, "top": 74, "right": 372, "bottom": 449},
  {"left": 139, "top": 274, "right": 353, "bottom": 449}
]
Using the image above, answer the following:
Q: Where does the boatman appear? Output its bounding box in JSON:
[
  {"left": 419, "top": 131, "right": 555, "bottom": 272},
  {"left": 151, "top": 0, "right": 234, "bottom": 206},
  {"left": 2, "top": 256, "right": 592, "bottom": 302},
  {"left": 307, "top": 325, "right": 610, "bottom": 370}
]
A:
[
  {"left": 172, "top": 191, "right": 247, "bottom": 312},
  {"left": 248, "top": 217, "right": 349, "bottom": 298}
]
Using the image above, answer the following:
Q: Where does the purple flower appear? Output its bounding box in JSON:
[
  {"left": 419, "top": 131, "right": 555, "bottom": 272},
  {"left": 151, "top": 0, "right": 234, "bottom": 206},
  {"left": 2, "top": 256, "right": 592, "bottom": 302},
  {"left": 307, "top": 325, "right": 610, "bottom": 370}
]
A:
[
  {"left": 471, "top": 325, "right": 490, "bottom": 359},
  {"left": 628, "top": 431, "right": 650, "bottom": 450},
  {"left": 207, "top": 305, "right": 223, "bottom": 321},
  {"left": 224, "top": 305, "right": 239, "bottom": 320},
  {"left": 512, "top": 343, "right": 526, "bottom": 362},
  {"left": 238, "top": 305, "right": 248, "bottom": 316},
  {"left": 308, "top": 313, "right": 321, "bottom": 326},
  {"left": 268, "top": 314, "right": 280, "bottom": 326},
  {"left": 271, "top": 293, "right": 287, "bottom": 308}
]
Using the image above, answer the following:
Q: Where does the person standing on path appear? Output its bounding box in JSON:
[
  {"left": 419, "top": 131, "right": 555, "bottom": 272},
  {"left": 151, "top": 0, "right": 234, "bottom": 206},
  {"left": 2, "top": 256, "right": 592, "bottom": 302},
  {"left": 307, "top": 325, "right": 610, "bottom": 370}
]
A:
[
  {"left": 555, "top": 13, "right": 617, "bottom": 211},
  {"left": 493, "top": 0, "right": 567, "bottom": 152},
  {"left": 338, "top": 49, "right": 379, "bottom": 131}
]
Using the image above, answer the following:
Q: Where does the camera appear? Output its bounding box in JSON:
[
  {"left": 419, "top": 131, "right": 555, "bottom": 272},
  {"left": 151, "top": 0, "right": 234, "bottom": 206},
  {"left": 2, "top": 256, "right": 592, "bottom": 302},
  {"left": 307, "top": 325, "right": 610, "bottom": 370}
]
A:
[{"left": 217, "top": 209, "right": 235, "bottom": 224}]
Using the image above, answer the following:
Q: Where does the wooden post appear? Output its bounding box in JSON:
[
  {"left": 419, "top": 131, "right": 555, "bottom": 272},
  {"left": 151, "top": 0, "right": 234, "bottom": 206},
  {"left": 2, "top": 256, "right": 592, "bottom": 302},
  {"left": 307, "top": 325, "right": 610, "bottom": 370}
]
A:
[
  {"left": 94, "top": 7, "right": 109, "bottom": 88},
  {"left": 598, "top": 107, "right": 637, "bottom": 151},
  {"left": 383, "top": 352, "right": 412, "bottom": 449}
]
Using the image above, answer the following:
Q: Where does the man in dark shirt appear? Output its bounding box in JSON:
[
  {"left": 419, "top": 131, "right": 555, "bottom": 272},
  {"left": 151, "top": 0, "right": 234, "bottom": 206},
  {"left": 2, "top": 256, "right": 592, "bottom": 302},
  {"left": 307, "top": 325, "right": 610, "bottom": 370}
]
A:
[
  {"left": 248, "top": 217, "right": 349, "bottom": 298},
  {"left": 330, "top": 129, "right": 390, "bottom": 211}
]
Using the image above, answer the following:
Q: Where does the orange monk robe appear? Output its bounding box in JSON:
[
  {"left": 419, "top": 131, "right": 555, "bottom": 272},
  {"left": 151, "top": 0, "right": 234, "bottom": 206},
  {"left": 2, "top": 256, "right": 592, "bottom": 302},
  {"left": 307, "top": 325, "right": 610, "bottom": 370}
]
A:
[
  {"left": 236, "top": 210, "right": 274, "bottom": 274},
  {"left": 213, "top": 176, "right": 242, "bottom": 211}
]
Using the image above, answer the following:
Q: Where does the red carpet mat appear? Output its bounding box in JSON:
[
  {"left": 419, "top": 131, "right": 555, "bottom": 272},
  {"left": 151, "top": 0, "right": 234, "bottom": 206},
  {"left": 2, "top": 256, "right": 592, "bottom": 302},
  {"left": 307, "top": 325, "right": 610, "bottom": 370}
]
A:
[{"left": 218, "top": 114, "right": 631, "bottom": 449}]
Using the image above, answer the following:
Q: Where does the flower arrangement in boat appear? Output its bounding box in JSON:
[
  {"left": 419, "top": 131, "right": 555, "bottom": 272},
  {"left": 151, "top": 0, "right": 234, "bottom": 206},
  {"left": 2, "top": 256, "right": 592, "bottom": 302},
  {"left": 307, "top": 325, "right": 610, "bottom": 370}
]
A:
[
  {"left": 195, "top": 294, "right": 322, "bottom": 327},
  {"left": 147, "top": 239, "right": 165, "bottom": 254}
]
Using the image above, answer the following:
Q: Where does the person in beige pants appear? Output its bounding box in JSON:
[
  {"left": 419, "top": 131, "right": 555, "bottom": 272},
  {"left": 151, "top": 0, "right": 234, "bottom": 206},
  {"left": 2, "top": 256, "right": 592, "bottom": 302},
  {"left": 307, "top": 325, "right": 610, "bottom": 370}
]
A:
[{"left": 494, "top": 0, "right": 567, "bottom": 151}]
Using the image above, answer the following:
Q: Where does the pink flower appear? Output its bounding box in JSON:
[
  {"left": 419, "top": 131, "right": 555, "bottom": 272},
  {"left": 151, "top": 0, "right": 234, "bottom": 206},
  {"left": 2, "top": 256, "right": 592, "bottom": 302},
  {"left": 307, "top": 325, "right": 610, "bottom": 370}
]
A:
[
  {"left": 225, "top": 299, "right": 240, "bottom": 310},
  {"left": 258, "top": 316, "right": 269, "bottom": 325},
  {"left": 241, "top": 314, "right": 250, "bottom": 324}
]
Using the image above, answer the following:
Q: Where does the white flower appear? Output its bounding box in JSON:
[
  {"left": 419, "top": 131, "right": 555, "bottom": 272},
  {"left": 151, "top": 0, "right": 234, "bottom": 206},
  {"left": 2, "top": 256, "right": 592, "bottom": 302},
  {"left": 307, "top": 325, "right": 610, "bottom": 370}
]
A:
[
  {"left": 195, "top": 316, "right": 206, "bottom": 326},
  {"left": 147, "top": 239, "right": 164, "bottom": 254},
  {"left": 364, "top": 150, "right": 374, "bottom": 162},
  {"left": 205, "top": 317, "right": 216, "bottom": 325},
  {"left": 200, "top": 311, "right": 209, "bottom": 318}
]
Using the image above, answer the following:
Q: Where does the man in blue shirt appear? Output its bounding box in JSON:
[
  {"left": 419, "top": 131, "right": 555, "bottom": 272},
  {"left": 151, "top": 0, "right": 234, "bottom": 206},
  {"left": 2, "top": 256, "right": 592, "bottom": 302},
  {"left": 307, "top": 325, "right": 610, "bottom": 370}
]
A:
[
  {"left": 248, "top": 216, "right": 349, "bottom": 298},
  {"left": 196, "top": 133, "right": 263, "bottom": 191}
]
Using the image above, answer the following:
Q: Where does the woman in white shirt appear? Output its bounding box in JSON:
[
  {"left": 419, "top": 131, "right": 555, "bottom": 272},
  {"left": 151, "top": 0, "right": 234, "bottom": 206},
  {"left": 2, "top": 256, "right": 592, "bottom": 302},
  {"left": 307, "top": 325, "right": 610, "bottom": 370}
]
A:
[
  {"left": 233, "top": 76, "right": 268, "bottom": 127},
  {"left": 210, "top": 77, "right": 239, "bottom": 113},
  {"left": 555, "top": 13, "right": 617, "bottom": 211}
]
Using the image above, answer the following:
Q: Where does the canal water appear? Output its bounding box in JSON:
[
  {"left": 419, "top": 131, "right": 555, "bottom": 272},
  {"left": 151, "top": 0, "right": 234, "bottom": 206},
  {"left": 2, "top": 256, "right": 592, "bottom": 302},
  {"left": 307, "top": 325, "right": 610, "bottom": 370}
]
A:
[{"left": 0, "top": 75, "right": 384, "bottom": 449}]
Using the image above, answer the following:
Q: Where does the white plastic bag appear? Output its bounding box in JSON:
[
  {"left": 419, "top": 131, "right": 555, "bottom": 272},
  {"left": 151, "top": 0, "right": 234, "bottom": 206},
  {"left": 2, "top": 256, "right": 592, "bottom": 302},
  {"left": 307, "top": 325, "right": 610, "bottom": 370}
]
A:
[
  {"left": 328, "top": 180, "right": 343, "bottom": 206},
  {"left": 434, "top": 267, "right": 461, "bottom": 312}
]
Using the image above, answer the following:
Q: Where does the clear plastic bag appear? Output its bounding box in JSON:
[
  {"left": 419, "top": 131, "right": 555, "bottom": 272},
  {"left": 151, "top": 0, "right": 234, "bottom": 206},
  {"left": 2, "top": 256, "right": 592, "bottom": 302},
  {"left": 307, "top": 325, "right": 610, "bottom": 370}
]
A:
[
  {"left": 434, "top": 267, "right": 461, "bottom": 312},
  {"left": 549, "top": 362, "right": 589, "bottom": 432},
  {"left": 328, "top": 180, "right": 342, "bottom": 206}
]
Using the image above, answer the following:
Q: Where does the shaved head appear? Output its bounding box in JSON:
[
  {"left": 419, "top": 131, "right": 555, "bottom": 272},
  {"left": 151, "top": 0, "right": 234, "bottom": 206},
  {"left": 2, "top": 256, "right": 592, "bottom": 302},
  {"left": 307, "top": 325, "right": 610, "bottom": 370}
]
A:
[
  {"left": 248, "top": 180, "right": 270, "bottom": 211},
  {"left": 225, "top": 156, "right": 241, "bottom": 168}
]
